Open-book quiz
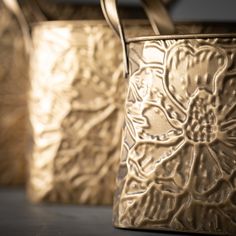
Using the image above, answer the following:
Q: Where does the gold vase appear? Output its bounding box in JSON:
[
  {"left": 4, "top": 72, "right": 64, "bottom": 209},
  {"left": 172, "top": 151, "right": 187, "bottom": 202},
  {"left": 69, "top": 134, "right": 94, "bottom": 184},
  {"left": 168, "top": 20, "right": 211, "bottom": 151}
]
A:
[
  {"left": 0, "top": 0, "right": 112, "bottom": 186},
  {"left": 28, "top": 20, "right": 152, "bottom": 204},
  {"left": 114, "top": 26, "right": 236, "bottom": 235},
  {"left": 102, "top": 0, "right": 236, "bottom": 234}
]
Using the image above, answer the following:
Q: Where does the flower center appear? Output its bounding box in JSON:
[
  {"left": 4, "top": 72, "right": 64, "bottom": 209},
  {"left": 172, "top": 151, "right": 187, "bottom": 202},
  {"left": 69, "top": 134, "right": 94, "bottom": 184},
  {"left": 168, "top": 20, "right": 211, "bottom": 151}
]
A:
[{"left": 184, "top": 91, "right": 217, "bottom": 143}]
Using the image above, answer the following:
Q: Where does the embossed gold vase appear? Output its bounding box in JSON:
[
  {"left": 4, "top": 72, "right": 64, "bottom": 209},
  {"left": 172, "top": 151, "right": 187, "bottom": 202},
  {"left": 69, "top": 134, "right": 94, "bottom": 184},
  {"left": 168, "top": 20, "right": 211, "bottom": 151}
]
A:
[{"left": 102, "top": 0, "right": 236, "bottom": 234}]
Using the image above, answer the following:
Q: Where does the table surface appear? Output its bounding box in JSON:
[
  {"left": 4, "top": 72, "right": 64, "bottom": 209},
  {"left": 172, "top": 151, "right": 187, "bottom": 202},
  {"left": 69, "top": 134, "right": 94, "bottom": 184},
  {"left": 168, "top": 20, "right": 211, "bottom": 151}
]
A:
[{"left": 0, "top": 188, "right": 195, "bottom": 236}]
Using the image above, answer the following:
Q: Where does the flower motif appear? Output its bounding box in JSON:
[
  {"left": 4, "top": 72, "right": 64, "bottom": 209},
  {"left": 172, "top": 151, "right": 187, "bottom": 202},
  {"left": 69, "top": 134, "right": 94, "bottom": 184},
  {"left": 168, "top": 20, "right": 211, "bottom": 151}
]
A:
[{"left": 116, "top": 39, "right": 236, "bottom": 233}]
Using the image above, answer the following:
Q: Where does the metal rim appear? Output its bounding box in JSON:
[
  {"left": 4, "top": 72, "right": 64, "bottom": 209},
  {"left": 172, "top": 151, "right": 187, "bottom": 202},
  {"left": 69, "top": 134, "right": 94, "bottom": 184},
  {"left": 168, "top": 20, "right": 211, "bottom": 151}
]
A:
[{"left": 127, "top": 32, "right": 236, "bottom": 43}]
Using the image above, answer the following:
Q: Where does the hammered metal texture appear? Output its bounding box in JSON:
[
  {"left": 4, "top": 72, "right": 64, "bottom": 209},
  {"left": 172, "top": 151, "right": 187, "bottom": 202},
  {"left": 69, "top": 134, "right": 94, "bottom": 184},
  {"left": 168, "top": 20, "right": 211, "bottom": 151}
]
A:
[
  {"left": 114, "top": 36, "right": 236, "bottom": 234},
  {"left": 28, "top": 22, "right": 152, "bottom": 204},
  {"left": 0, "top": 1, "right": 111, "bottom": 186},
  {"left": 0, "top": 2, "right": 29, "bottom": 185}
]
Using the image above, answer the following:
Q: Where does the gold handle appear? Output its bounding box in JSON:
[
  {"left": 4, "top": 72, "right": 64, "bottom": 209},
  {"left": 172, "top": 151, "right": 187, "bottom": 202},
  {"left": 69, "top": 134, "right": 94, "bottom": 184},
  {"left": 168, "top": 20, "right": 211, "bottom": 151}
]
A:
[
  {"left": 3, "top": 0, "right": 32, "bottom": 54},
  {"left": 142, "top": 0, "right": 175, "bottom": 35},
  {"left": 100, "top": 0, "right": 175, "bottom": 77},
  {"left": 3, "top": 0, "right": 46, "bottom": 54}
]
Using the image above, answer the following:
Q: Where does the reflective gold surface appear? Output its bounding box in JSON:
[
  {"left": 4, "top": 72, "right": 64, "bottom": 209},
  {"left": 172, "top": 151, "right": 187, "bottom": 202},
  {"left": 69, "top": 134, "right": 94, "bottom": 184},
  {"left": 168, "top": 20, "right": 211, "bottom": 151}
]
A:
[
  {"left": 0, "top": 0, "right": 110, "bottom": 186},
  {"left": 113, "top": 34, "right": 236, "bottom": 235},
  {"left": 0, "top": 1, "right": 28, "bottom": 185},
  {"left": 28, "top": 21, "right": 151, "bottom": 204}
]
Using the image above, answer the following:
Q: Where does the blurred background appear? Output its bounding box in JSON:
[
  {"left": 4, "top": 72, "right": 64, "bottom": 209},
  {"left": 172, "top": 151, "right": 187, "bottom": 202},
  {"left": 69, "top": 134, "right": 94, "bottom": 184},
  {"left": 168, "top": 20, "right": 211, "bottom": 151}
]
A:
[{"left": 54, "top": 0, "right": 236, "bottom": 21}]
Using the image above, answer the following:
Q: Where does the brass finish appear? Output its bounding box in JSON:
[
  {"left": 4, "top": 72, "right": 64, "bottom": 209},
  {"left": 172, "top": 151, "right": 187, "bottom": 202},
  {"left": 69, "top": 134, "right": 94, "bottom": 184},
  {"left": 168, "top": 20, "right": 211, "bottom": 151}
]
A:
[
  {"left": 114, "top": 35, "right": 236, "bottom": 235},
  {"left": 28, "top": 21, "right": 152, "bottom": 204},
  {"left": 101, "top": 0, "right": 236, "bottom": 234}
]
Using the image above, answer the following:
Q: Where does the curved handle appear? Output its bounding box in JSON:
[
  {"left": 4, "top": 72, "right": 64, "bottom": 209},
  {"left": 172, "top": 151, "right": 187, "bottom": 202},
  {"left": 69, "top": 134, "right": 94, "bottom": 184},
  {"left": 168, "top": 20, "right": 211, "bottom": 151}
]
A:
[
  {"left": 3, "top": 0, "right": 46, "bottom": 54},
  {"left": 3, "top": 0, "right": 32, "bottom": 54},
  {"left": 101, "top": 0, "right": 175, "bottom": 77},
  {"left": 142, "top": 0, "right": 175, "bottom": 35},
  {"left": 101, "top": 0, "right": 129, "bottom": 77}
]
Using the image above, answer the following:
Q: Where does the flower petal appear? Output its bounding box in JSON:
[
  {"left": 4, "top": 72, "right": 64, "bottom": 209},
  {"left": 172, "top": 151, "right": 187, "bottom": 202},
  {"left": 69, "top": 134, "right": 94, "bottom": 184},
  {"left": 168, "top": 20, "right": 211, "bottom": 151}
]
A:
[
  {"left": 129, "top": 42, "right": 187, "bottom": 123},
  {"left": 217, "top": 75, "right": 236, "bottom": 123},
  {"left": 126, "top": 76, "right": 184, "bottom": 141},
  {"left": 154, "top": 142, "right": 194, "bottom": 193},
  {"left": 171, "top": 200, "right": 235, "bottom": 234},
  {"left": 164, "top": 41, "right": 228, "bottom": 110},
  {"left": 129, "top": 136, "right": 185, "bottom": 175},
  {"left": 191, "top": 145, "right": 223, "bottom": 195},
  {"left": 210, "top": 140, "right": 236, "bottom": 175}
]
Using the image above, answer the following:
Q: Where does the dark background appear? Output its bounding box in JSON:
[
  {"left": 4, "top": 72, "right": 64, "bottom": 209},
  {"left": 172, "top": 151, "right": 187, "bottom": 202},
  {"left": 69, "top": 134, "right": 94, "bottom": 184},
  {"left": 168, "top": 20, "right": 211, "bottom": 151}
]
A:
[{"left": 56, "top": 0, "right": 236, "bottom": 21}]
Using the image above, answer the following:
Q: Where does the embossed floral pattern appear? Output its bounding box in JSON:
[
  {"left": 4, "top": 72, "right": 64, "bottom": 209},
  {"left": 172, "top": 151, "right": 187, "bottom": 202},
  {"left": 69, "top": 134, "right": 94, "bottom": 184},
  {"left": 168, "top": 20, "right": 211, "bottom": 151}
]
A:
[{"left": 114, "top": 38, "right": 236, "bottom": 234}]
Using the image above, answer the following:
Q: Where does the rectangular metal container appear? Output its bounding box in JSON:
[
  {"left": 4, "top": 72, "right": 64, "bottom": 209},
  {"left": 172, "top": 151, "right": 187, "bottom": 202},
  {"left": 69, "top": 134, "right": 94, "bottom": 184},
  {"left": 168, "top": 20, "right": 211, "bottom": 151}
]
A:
[
  {"left": 28, "top": 20, "right": 152, "bottom": 204},
  {"left": 112, "top": 22, "right": 236, "bottom": 236}
]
